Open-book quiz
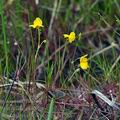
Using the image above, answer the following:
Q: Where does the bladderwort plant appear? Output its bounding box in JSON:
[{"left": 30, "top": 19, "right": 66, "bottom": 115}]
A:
[
  {"left": 68, "top": 41, "right": 119, "bottom": 88},
  {"left": 63, "top": 31, "right": 90, "bottom": 86},
  {"left": 29, "top": 17, "right": 45, "bottom": 61},
  {"left": 0, "top": 0, "right": 120, "bottom": 119}
]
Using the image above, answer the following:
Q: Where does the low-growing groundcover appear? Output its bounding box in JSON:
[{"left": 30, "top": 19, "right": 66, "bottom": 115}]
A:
[{"left": 0, "top": 0, "right": 120, "bottom": 119}]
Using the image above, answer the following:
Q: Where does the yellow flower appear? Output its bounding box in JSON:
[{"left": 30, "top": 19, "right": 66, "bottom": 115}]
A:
[
  {"left": 80, "top": 54, "right": 89, "bottom": 70},
  {"left": 30, "top": 17, "right": 44, "bottom": 29},
  {"left": 63, "top": 32, "right": 76, "bottom": 43}
]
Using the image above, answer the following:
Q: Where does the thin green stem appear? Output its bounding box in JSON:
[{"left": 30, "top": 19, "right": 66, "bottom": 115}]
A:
[
  {"left": 35, "top": 40, "right": 46, "bottom": 61},
  {"left": 35, "top": 28, "right": 41, "bottom": 61},
  {"left": 0, "top": 1, "right": 9, "bottom": 78},
  {"left": 68, "top": 68, "right": 80, "bottom": 82},
  {"left": 38, "top": 28, "right": 41, "bottom": 46}
]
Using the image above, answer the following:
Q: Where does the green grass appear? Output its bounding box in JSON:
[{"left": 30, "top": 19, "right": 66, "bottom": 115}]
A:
[
  {"left": 0, "top": 0, "right": 120, "bottom": 119},
  {"left": 47, "top": 98, "right": 55, "bottom": 120},
  {"left": 0, "top": 1, "right": 9, "bottom": 78}
]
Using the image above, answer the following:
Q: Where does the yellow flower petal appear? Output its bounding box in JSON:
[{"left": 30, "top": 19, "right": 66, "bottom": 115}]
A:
[
  {"left": 29, "top": 25, "right": 36, "bottom": 28},
  {"left": 80, "top": 54, "right": 88, "bottom": 62},
  {"left": 69, "top": 32, "right": 75, "bottom": 42},
  {"left": 63, "top": 32, "right": 76, "bottom": 43},
  {"left": 63, "top": 34, "right": 69, "bottom": 38},
  {"left": 80, "top": 62, "right": 89, "bottom": 70},
  {"left": 30, "top": 17, "right": 44, "bottom": 29},
  {"left": 80, "top": 54, "right": 89, "bottom": 70}
]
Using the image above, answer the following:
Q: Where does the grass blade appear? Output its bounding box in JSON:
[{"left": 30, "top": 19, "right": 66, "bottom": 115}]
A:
[{"left": 47, "top": 98, "right": 55, "bottom": 120}]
